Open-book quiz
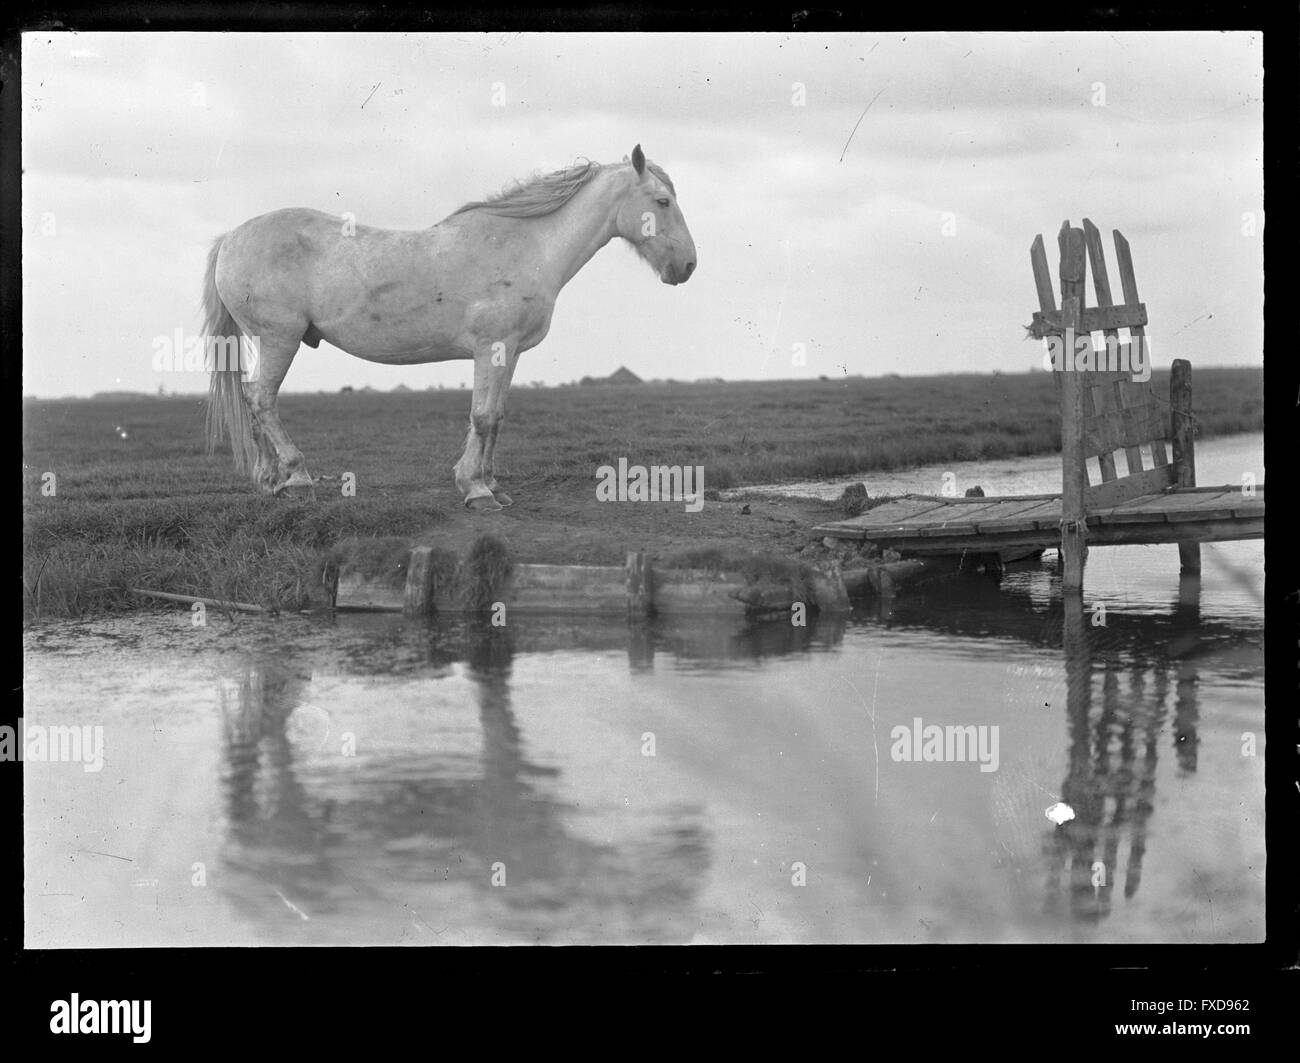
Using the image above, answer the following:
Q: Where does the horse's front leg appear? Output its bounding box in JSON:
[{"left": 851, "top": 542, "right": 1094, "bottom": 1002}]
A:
[
  {"left": 482, "top": 349, "right": 521, "bottom": 507},
  {"left": 452, "top": 342, "right": 517, "bottom": 511}
]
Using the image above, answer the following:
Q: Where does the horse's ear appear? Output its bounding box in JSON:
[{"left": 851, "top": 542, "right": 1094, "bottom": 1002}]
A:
[{"left": 631, "top": 144, "right": 645, "bottom": 176}]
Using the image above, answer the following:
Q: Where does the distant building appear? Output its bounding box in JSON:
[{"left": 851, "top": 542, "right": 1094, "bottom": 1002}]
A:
[{"left": 580, "top": 366, "right": 643, "bottom": 386}]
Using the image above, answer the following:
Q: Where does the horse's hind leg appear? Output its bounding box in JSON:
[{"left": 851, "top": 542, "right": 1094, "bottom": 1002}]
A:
[{"left": 242, "top": 335, "right": 315, "bottom": 498}]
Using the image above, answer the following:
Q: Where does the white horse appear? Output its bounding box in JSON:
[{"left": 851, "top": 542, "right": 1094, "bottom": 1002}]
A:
[{"left": 202, "top": 145, "right": 696, "bottom": 510}]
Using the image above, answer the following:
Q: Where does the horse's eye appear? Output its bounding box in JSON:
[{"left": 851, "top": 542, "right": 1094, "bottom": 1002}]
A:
[{"left": 655, "top": 198, "right": 670, "bottom": 208}]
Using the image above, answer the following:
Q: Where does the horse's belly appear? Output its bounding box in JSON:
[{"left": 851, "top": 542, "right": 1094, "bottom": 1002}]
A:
[{"left": 319, "top": 312, "right": 473, "bottom": 364}]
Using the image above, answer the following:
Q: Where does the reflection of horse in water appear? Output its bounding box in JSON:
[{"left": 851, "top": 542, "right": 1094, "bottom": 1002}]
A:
[{"left": 216, "top": 621, "right": 712, "bottom": 944}]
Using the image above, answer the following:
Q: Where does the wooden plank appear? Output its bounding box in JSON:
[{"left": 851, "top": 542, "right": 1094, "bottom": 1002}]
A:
[
  {"left": 886, "top": 491, "right": 1061, "bottom": 504},
  {"left": 1030, "top": 234, "right": 1057, "bottom": 315},
  {"left": 860, "top": 515, "right": 1263, "bottom": 555},
  {"left": 506, "top": 564, "right": 629, "bottom": 614},
  {"left": 1092, "top": 378, "right": 1128, "bottom": 461},
  {"left": 972, "top": 497, "right": 1071, "bottom": 524},
  {"left": 1083, "top": 219, "right": 1123, "bottom": 470},
  {"left": 1112, "top": 231, "right": 1158, "bottom": 477},
  {"left": 1082, "top": 380, "right": 1119, "bottom": 480},
  {"left": 1082, "top": 216, "right": 1156, "bottom": 490},
  {"left": 1089, "top": 517, "right": 1264, "bottom": 545},
  {"left": 1082, "top": 402, "right": 1166, "bottom": 455},
  {"left": 819, "top": 498, "right": 956, "bottom": 534},
  {"left": 1081, "top": 397, "right": 1164, "bottom": 447},
  {"left": 1163, "top": 484, "right": 1265, "bottom": 494},
  {"left": 857, "top": 504, "right": 967, "bottom": 535},
  {"left": 899, "top": 499, "right": 1018, "bottom": 527},
  {"left": 1093, "top": 490, "right": 1236, "bottom": 524},
  {"left": 1085, "top": 464, "right": 1174, "bottom": 508},
  {"left": 1030, "top": 303, "right": 1148, "bottom": 337},
  {"left": 814, "top": 496, "right": 945, "bottom": 526},
  {"left": 1169, "top": 359, "right": 1199, "bottom": 573},
  {"left": 626, "top": 551, "right": 651, "bottom": 615},
  {"left": 651, "top": 568, "right": 750, "bottom": 617},
  {"left": 1058, "top": 222, "right": 1089, "bottom": 590},
  {"left": 974, "top": 498, "right": 1064, "bottom": 534}
]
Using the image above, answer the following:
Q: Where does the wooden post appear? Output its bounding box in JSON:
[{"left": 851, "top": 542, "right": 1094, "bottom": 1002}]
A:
[
  {"left": 1169, "top": 359, "right": 1201, "bottom": 574},
  {"left": 626, "top": 551, "right": 651, "bottom": 616},
  {"left": 404, "top": 546, "right": 436, "bottom": 617},
  {"left": 1058, "top": 222, "right": 1089, "bottom": 591}
]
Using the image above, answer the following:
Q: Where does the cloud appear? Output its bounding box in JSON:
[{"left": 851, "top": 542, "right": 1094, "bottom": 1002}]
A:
[{"left": 21, "top": 30, "right": 1262, "bottom": 397}]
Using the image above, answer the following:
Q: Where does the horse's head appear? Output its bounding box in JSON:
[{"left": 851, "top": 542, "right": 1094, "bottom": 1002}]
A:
[{"left": 616, "top": 145, "right": 696, "bottom": 285}]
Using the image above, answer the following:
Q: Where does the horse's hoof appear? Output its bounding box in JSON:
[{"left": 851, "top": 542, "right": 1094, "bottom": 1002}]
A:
[
  {"left": 275, "top": 479, "right": 316, "bottom": 500},
  {"left": 465, "top": 495, "right": 503, "bottom": 513},
  {"left": 492, "top": 491, "right": 513, "bottom": 508}
]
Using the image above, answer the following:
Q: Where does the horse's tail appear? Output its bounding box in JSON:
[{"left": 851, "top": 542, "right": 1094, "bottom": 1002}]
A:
[{"left": 202, "top": 234, "right": 256, "bottom": 474}]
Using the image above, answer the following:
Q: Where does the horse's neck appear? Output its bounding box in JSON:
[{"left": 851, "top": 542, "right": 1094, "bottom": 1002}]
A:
[{"left": 531, "top": 169, "right": 627, "bottom": 291}]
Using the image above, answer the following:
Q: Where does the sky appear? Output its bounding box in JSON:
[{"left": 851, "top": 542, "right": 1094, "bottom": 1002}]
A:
[{"left": 21, "top": 31, "right": 1263, "bottom": 397}]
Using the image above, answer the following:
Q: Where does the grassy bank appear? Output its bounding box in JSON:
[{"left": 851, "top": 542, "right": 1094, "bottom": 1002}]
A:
[{"left": 23, "top": 369, "right": 1263, "bottom": 619}]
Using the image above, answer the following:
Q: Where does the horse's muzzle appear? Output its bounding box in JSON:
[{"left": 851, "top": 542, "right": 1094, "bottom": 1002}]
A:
[{"left": 664, "top": 260, "right": 696, "bottom": 285}]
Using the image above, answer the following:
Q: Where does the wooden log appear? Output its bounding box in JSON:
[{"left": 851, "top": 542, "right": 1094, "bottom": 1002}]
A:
[
  {"left": 841, "top": 558, "right": 962, "bottom": 598},
  {"left": 504, "top": 564, "right": 629, "bottom": 614},
  {"left": 1058, "top": 222, "right": 1089, "bottom": 591},
  {"left": 129, "top": 588, "right": 266, "bottom": 613},
  {"left": 334, "top": 565, "right": 406, "bottom": 612},
  {"left": 651, "top": 567, "right": 752, "bottom": 617},
  {"left": 1170, "top": 359, "right": 1201, "bottom": 574}
]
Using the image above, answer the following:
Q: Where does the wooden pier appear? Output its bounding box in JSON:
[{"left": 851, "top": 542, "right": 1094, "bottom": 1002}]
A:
[
  {"left": 813, "top": 484, "right": 1264, "bottom": 557},
  {"left": 816, "top": 221, "right": 1264, "bottom": 589}
]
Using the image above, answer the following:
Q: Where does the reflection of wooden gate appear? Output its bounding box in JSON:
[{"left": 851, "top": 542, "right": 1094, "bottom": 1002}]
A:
[{"left": 815, "top": 219, "right": 1265, "bottom": 595}]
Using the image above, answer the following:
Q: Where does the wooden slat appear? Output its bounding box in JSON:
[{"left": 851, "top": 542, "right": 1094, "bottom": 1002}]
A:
[
  {"left": 1112, "top": 226, "right": 1157, "bottom": 450},
  {"left": 1082, "top": 380, "right": 1118, "bottom": 480},
  {"left": 1030, "top": 303, "right": 1147, "bottom": 337},
  {"left": 1083, "top": 219, "right": 1122, "bottom": 407},
  {"left": 1093, "top": 490, "right": 1231, "bottom": 524},
  {"left": 1083, "top": 403, "right": 1165, "bottom": 455},
  {"left": 1090, "top": 377, "right": 1129, "bottom": 463},
  {"left": 1082, "top": 219, "right": 1124, "bottom": 485},
  {"left": 973, "top": 497, "right": 1072, "bottom": 525},
  {"left": 909, "top": 500, "right": 1024, "bottom": 532},
  {"left": 1085, "top": 464, "right": 1174, "bottom": 508},
  {"left": 1090, "top": 517, "right": 1264, "bottom": 545},
  {"left": 975, "top": 498, "right": 1064, "bottom": 533},
  {"left": 1115, "top": 377, "right": 1154, "bottom": 473},
  {"left": 1164, "top": 484, "right": 1265, "bottom": 494},
  {"left": 1030, "top": 234, "right": 1057, "bottom": 315},
  {"left": 819, "top": 497, "right": 949, "bottom": 529},
  {"left": 1057, "top": 222, "right": 1089, "bottom": 590},
  {"left": 877, "top": 517, "right": 1263, "bottom": 554},
  {"left": 889, "top": 491, "right": 1061, "bottom": 504}
]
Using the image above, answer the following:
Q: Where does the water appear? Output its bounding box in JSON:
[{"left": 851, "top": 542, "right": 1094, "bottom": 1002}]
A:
[
  {"left": 725, "top": 431, "right": 1265, "bottom": 502},
  {"left": 24, "top": 435, "right": 1264, "bottom": 946}
]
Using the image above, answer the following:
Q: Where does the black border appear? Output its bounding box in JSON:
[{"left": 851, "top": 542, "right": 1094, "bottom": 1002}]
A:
[{"left": 6, "top": 1, "right": 1296, "bottom": 1043}]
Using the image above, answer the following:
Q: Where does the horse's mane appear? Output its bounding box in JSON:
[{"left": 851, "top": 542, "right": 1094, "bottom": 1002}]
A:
[{"left": 451, "top": 158, "right": 676, "bottom": 219}]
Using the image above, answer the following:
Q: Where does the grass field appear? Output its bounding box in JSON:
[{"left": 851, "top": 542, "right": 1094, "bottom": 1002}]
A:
[{"left": 23, "top": 369, "right": 1263, "bottom": 619}]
